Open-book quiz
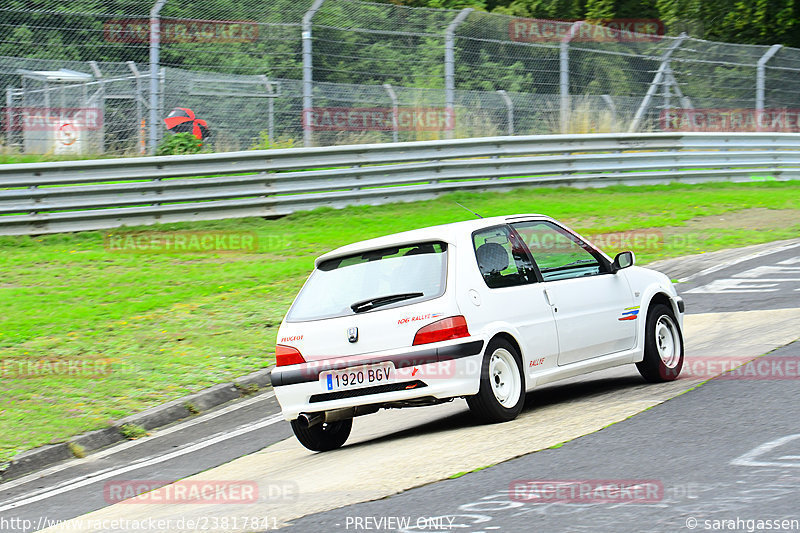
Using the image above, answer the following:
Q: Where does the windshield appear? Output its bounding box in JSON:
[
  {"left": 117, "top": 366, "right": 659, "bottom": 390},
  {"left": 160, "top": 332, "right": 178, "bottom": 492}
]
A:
[{"left": 286, "top": 242, "right": 448, "bottom": 322}]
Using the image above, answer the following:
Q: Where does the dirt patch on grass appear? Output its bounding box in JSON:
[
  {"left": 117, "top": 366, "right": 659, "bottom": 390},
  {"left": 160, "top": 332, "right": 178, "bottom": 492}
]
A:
[{"left": 678, "top": 208, "right": 800, "bottom": 231}]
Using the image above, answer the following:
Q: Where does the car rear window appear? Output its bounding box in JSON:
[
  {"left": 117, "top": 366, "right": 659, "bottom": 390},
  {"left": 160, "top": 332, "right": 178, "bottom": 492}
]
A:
[{"left": 286, "top": 242, "right": 448, "bottom": 322}]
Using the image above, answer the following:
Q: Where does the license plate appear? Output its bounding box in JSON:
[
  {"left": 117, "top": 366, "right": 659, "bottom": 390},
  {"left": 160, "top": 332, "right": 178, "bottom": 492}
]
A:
[{"left": 320, "top": 362, "right": 395, "bottom": 392}]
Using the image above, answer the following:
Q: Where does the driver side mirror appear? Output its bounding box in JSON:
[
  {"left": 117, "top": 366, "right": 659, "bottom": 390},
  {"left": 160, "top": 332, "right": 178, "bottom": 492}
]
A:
[{"left": 612, "top": 251, "right": 635, "bottom": 273}]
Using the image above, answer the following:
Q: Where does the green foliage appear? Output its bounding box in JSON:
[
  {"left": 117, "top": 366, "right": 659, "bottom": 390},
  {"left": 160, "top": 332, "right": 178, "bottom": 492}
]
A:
[
  {"left": 119, "top": 423, "right": 148, "bottom": 440},
  {"left": 156, "top": 133, "right": 204, "bottom": 156},
  {"left": 67, "top": 441, "right": 86, "bottom": 458},
  {"left": 250, "top": 132, "right": 296, "bottom": 150},
  {"left": 234, "top": 382, "right": 260, "bottom": 396}
]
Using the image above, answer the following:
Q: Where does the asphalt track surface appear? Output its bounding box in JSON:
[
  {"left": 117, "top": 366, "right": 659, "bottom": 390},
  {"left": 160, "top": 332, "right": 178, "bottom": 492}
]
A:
[
  {"left": 284, "top": 342, "right": 800, "bottom": 533},
  {"left": 0, "top": 240, "right": 797, "bottom": 533}
]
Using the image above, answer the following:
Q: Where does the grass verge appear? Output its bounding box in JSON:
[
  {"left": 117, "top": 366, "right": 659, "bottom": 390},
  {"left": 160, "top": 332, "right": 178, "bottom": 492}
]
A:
[{"left": 1, "top": 181, "right": 799, "bottom": 462}]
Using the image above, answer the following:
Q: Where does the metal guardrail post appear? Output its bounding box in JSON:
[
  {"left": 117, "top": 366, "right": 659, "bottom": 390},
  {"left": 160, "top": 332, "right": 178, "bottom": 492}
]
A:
[
  {"left": 383, "top": 83, "right": 399, "bottom": 143},
  {"left": 629, "top": 33, "right": 687, "bottom": 132},
  {"left": 560, "top": 21, "right": 583, "bottom": 134},
  {"left": 444, "top": 8, "right": 472, "bottom": 140},
  {"left": 302, "top": 0, "right": 326, "bottom": 148},
  {"left": 756, "top": 44, "right": 782, "bottom": 113},
  {"left": 497, "top": 90, "right": 514, "bottom": 135},
  {"left": 148, "top": 0, "right": 168, "bottom": 155}
]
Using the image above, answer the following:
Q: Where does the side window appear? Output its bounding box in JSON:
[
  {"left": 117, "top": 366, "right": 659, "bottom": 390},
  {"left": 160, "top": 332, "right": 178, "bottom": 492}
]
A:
[
  {"left": 472, "top": 225, "right": 536, "bottom": 288},
  {"left": 512, "top": 221, "right": 604, "bottom": 281}
]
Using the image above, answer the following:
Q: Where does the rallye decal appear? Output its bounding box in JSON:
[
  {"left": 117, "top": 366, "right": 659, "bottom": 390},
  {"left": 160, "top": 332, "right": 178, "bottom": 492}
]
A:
[
  {"left": 397, "top": 312, "right": 442, "bottom": 325},
  {"left": 618, "top": 306, "right": 640, "bottom": 321}
]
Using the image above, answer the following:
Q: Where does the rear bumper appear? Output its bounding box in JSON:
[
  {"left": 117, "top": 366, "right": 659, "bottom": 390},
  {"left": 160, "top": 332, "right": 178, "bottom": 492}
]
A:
[{"left": 271, "top": 338, "right": 484, "bottom": 421}]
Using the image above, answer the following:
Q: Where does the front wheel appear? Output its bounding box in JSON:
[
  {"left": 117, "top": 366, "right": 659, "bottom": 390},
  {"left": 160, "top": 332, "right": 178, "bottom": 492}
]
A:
[
  {"left": 290, "top": 418, "right": 352, "bottom": 452},
  {"left": 636, "top": 303, "right": 684, "bottom": 382},
  {"left": 467, "top": 338, "right": 525, "bottom": 423}
]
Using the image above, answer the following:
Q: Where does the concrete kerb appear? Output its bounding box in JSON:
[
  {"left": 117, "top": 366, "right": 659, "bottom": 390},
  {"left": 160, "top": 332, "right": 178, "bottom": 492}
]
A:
[{"left": 0, "top": 367, "right": 274, "bottom": 482}]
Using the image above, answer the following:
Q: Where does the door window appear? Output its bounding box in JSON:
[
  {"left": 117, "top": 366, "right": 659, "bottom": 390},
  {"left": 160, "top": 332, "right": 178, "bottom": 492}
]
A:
[
  {"left": 472, "top": 225, "right": 537, "bottom": 288},
  {"left": 512, "top": 221, "right": 605, "bottom": 281}
]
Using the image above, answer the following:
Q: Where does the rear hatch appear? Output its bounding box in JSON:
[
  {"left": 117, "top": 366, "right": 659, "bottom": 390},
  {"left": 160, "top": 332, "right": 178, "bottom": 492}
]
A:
[{"left": 278, "top": 241, "right": 456, "bottom": 360}]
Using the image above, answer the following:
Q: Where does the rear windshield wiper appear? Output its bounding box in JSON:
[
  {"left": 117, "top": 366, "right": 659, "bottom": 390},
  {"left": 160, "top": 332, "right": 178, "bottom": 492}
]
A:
[{"left": 350, "top": 292, "right": 424, "bottom": 313}]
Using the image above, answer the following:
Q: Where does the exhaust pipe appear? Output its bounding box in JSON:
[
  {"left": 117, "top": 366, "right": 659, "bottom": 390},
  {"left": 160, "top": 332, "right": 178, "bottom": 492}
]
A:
[
  {"left": 297, "top": 412, "right": 324, "bottom": 429},
  {"left": 297, "top": 407, "right": 371, "bottom": 428}
]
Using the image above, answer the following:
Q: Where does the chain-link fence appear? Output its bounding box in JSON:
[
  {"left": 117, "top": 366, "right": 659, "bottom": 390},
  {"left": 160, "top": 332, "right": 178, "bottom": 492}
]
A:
[{"left": 3, "top": 0, "right": 800, "bottom": 155}]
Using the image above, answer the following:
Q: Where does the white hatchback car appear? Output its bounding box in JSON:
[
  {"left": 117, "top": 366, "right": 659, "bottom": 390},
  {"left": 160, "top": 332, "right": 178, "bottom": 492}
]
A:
[{"left": 271, "top": 215, "right": 685, "bottom": 451}]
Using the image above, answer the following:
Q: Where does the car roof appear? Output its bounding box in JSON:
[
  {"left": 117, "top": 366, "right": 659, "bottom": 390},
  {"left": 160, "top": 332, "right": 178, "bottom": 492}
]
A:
[{"left": 315, "top": 214, "right": 552, "bottom": 266}]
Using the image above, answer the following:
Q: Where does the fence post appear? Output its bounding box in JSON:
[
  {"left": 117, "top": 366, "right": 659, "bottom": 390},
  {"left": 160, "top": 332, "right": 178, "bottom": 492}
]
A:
[
  {"left": 148, "top": 0, "right": 168, "bottom": 155},
  {"left": 5, "top": 87, "right": 13, "bottom": 150},
  {"left": 756, "top": 44, "right": 782, "bottom": 113},
  {"left": 600, "top": 95, "right": 617, "bottom": 131},
  {"left": 629, "top": 33, "right": 687, "bottom": 132},
  {"left": 302, "top": 0, "right": 326, "bottom": 147},
  {"left": 260, "top": 76, "right": 275, "bottom": 147},
  {"left": 497, "top": 90, "right": 514, "bottom": 135},
  {"left": 664, "top": 66, "right": 693, "bottom": 110},
  {"left": 444, "top": 8, "right": 473, "bottom": 140},
  {"left": 560, "top": 21, "right": 583, "bottom": 134},
  {"left": 126, "top": 61, "right": 146, "bottom": 155},
  {"left": 383, "top": 83, "right": 399, "bottom": 142}
]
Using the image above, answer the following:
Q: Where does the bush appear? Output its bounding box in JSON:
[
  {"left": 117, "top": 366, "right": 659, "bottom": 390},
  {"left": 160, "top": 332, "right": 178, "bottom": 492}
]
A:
[
  {"left": 156, "top": 132, "right": 205, "bottom": 156},
  {"left": 250, "top": 131, "right": 295, "bottom": 150}
]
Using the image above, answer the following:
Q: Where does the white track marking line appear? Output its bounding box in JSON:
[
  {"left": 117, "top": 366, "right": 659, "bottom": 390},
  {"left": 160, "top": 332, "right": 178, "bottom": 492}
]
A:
[
  {"left": 731, "top": 434, "right": 800, "bottom": 468},
  {"left": 0, "top": 413, "right": 285, "bottom": 512},
  {"left": 678, "top": 241, "right": 800, "bottom": 283},
  {"left": 0, "top": 391, "right": 276, "bottom": 492}
]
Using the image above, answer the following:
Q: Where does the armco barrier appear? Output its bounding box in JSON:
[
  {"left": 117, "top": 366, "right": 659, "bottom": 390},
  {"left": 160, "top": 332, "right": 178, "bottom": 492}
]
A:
[{"left": 1, "top": 132, "right": 799, "bottom": 235}]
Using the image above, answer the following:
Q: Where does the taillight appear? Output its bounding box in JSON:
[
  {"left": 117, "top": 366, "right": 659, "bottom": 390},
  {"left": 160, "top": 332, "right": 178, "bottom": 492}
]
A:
[
  {"left": 413, "top": 316, "right": 470, "bottom": 346},
  {"left": 276, "top": 344, "right": 306, "bottom": 366}
]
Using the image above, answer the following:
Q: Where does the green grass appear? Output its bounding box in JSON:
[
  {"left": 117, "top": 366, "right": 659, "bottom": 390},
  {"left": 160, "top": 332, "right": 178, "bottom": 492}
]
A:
[
  {"left": 1, "top": 180, "right": 799, "bottom": 463},
  {"left": 0, "top": 153, "right": 120, "bottom": 165}
]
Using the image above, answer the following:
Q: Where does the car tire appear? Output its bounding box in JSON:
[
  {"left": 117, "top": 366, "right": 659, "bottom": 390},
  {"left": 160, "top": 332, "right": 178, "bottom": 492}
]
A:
[
  {"left": 467, "top": 337, "right": 525, "bottom": 423},
  {"left": 636, "top": 303, "right": 684, "bottom": 383},
  {"left": 290, "top": 418, "right": 352, "bottom": 452}
]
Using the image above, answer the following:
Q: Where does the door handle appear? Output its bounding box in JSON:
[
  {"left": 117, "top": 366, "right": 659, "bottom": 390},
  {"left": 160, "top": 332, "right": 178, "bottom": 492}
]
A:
[{"left": 544, "top": 289, "right": 554, "bottom": 306}]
